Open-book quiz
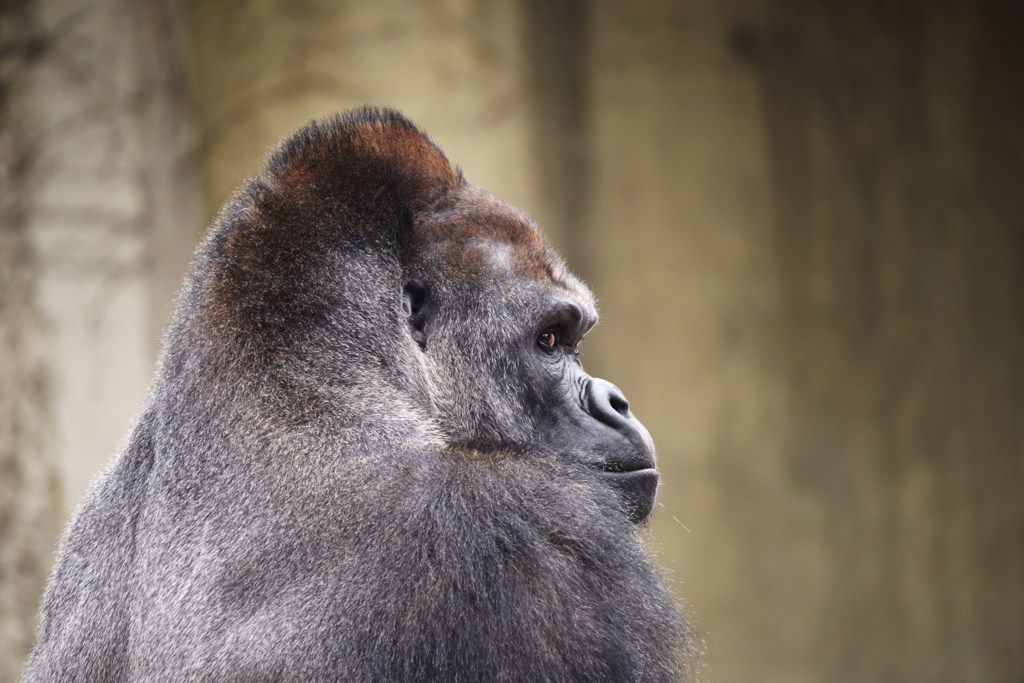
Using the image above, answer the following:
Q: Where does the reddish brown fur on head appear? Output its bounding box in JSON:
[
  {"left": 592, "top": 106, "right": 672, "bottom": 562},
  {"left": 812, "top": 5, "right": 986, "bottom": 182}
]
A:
[
  {"left": 194, "top": 108, "right": 580, "bottom": 362},
  {"left": 265, "top": 110, "right": 459, "bottom": 214},
  {"left": 266, "top": 109, "right": 564, "bottom": 285},
  {"left": 415, "top": 184, "right": 563, "bottom": 284}
]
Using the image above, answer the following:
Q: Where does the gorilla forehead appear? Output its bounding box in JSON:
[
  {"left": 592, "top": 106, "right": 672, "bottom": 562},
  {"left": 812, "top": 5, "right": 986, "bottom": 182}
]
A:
[
  {"left": 418, "top": 185, "right": 560, "bottom": 282},
  {"left": 417, "top": 185, "right": 598, "bottom": 317}
]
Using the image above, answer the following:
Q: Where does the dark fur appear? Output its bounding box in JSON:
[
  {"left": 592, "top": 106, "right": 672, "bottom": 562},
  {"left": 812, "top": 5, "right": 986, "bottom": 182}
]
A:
[{"left": 24, "top": 108, "right": 689, "bottom": 682}]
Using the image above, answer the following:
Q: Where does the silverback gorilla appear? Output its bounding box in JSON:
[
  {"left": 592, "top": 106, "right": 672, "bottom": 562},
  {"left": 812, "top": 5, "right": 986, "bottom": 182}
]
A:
[{"left": 24, "top": 108, "right": 689, "bottom": 682}]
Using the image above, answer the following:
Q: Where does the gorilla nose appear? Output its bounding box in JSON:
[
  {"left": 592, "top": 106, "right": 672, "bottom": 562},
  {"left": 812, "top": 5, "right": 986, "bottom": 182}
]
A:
[
  {"left": 586, "top": 378, "right": 656, "bottom": 476},
  {"left": 587, "top": 379, "right": 633, "bottom": 430}
]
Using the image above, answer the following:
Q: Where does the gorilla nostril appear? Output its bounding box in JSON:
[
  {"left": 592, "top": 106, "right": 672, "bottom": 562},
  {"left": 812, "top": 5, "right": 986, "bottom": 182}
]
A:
[
  {"left": 609, "top": 392, "right": 629, "bottom": 417},
  {"left": 588, "top": 379, "right": 632, "bottom": 428}
]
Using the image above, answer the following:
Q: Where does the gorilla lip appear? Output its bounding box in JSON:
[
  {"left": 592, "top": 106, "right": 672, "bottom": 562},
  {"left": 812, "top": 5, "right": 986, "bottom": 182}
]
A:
[
  {"left": 602, "top": 468, "right": 660, "bottom": 524},
  {"left": 601, "top": 467, "right": 659, "bottom": 491},
  {"left": 598, "top": 461, "right": 657, "bottom": 474},
  {"left": 605, "top": 467, "right": 659, "bottom": 481}
]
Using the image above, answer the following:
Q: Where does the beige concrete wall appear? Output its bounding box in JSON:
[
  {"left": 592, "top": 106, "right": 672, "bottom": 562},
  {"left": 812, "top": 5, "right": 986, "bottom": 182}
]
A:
[{"left": 585, "top": 1, "right": 1023, "bottom": 681}]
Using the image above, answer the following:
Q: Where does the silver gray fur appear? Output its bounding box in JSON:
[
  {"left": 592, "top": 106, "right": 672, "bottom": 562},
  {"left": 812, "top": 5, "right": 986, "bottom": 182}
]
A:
[{"left": 23, "top": 108, "right": 689, "bottom": 682}]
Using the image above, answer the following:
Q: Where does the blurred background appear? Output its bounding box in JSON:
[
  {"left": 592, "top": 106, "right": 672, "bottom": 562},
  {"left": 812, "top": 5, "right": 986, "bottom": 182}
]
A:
[{"left": 1, "top": 0, "right": 1022, "bottom": 681}]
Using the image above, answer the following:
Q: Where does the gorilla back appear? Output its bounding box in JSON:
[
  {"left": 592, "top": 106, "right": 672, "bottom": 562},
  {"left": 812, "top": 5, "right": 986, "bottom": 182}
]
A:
[{"left": 24, "top": 108, "right": 689, "bottom": 682}]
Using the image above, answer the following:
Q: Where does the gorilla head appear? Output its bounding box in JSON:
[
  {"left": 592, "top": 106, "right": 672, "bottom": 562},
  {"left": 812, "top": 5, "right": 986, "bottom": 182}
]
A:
[
  {"left": 402, "top": 158, "right": 659, "bottom": 524},
  {"left": 24, "top": 108, "right": 690, "bottom": 682}
]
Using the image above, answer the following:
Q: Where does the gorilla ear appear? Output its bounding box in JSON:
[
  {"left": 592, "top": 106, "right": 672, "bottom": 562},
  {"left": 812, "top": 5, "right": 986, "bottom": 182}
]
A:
[{"left": 402, "top": 280, "right": 435, "bottom": 350}]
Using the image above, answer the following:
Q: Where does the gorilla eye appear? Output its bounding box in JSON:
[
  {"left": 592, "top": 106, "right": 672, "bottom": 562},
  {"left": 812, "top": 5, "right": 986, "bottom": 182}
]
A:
[{"left": 537, "top": 330, "right": 558, "bottom": 351}]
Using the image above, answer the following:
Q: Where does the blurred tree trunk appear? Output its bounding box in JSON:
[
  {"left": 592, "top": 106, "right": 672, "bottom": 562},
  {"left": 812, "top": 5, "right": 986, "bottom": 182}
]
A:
[
  {"left": 0, "top": 2, "right": 59, "bottom": 679},
  {"left": 0, "top": 0, "right": 199, "bottom": 677}
]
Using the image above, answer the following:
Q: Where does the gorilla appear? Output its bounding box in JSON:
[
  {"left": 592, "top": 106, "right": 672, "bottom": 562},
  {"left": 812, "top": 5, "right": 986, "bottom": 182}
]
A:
[{"left": 24, "top": 108, "right": 690, "bottom": 682}]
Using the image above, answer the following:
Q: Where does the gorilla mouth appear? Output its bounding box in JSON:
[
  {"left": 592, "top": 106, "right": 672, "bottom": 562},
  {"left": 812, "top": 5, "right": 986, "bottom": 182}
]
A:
[
  {"left": 600, "top": 467, "right": 659, "bottom": 523},
  {"left": 598, "top": 461, "right": 656, "bottom": 474},
  {"left": 595, "top": 446, "right": 656, "bottom": 474}
]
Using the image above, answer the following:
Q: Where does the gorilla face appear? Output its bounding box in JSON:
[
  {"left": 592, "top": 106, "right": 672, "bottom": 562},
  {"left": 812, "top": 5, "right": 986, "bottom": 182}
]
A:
[
  {"left": 523, "top": 296, "right": 660, "bottom": 524},
  {"left": 405, "top": 185, "right": 659, "bottom": 523}
]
